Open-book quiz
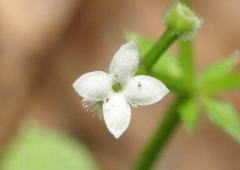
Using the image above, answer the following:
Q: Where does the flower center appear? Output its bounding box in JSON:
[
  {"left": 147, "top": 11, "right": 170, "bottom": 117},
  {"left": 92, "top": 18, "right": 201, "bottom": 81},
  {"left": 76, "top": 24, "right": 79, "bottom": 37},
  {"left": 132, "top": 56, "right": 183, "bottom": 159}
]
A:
[{"left": 112, "top": 82, "right": 122, "bottom": 92}]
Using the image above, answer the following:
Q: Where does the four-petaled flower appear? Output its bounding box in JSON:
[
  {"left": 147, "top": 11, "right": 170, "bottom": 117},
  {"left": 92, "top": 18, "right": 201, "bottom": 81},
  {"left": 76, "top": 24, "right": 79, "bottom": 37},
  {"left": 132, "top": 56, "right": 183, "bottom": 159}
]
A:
[{"left": 73, "top": 41, "right": 169, "bottom": 138}]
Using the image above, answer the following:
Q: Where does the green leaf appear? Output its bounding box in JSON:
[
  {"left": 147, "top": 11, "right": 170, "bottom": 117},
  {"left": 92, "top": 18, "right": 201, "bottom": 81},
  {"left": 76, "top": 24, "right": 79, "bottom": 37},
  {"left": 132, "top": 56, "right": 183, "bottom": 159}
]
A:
[
  {"left": 178, "top": 97, "right": 199, "bottom": 132},
  {"left": 219, "top": 72, "right": 240, "bottom": 89},
  {"left": 203, "top": 72, "right": 240, "bottom": 94},
  {"left": 202, "top": 98, "right": 240, "bottom": 142},
  {"left": 201, "top": 55, "right": 238, "bottom": 81},
  {"left": 199, "top": 55, "right": 239, "bottom": 95},
  {"left": 125, "top": 30, "right": 154, "bottom": 56},
  {"left": 1, "top": 125, "right": 99, "bottom": 170}
]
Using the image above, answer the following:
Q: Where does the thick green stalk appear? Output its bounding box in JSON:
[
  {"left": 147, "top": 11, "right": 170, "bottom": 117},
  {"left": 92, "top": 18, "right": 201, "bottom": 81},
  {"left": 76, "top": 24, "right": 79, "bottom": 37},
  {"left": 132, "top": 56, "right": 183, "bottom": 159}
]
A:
[
  {"left": 141, "top": 28, "right": 179, "bottom": 71},
  {"left": 133, "top": 96, "right": 183, "bottom": 170},
  {"left": 179, "top": 40, "right": 196, "bottom": 94},
  {"left": 178, "top": 0, "right": 195, "bottom": 93},
  {"left": 179, "top": 0, "right": 194, "bottom": 78},
  {"left": 179, "top": 40, "right": 194, "bottom": 78},
  {"left": 134, "top": 1, "right": 197, "bottom": 169}
]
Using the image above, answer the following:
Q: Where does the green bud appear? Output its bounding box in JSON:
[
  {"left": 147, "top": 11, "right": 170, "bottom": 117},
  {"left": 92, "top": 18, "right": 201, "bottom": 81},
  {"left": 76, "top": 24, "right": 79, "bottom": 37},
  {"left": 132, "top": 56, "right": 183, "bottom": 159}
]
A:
[{"left": 164, "top": 3, "right": 201, "bottom": 39}]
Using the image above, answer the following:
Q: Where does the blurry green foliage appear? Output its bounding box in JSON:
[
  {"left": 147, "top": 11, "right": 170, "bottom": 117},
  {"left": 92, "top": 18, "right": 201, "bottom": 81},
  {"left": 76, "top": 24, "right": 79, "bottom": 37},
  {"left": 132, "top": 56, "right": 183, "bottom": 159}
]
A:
[
  {"left": 203, "top": 98, "right": 240, "bottom": 141},
  {"left": 199, "top": 55, "right": 240, "bottom": 95},
  {"left": 153, "top": 51, "right": 182, "bottom": 80},
  {"left": 1, "top": 125, "right": 99, "bottom": 170},
  {"left": 200, "top": 55, "right": 238, "bottom": 82},
  {"left": 126, "top": 31, "right": 240, "bottom": 142},
  {"left": 178, "top": 97, "right": 199, "bottom": 132},
  {"left": 125, "top": 30, "right": 153, "bottom": 56}
]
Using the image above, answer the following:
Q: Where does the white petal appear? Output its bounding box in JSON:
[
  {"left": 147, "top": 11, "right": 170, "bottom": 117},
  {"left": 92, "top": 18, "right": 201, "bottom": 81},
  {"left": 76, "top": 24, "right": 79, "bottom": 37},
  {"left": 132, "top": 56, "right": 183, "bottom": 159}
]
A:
[
  {"left": 103, "top": 93, "right": 131, "bottom": 138},
  {"left": 109, "top": 41, "right": 140, "bottom": 82},
  {"left": 73, "top": 71, "right": 112, "bottom": 101},
  {"left": 124, "top": 75, "right": 169, "bottom": 106}
]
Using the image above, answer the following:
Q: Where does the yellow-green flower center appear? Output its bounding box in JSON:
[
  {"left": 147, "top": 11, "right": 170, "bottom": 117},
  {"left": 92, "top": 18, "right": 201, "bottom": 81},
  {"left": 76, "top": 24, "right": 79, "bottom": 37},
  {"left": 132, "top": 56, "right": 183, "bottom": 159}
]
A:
[{"left": 112, "top": 82, "right": 122, "bottom": 92}]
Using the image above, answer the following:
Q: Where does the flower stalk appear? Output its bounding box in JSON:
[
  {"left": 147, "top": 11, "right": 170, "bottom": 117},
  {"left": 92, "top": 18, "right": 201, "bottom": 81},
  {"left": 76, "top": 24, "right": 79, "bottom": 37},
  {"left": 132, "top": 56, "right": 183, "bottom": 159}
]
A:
[
  {"left": 133, "top": 96, "right": 183, "bottom": 170},
  {"left": 141, "top": 2, "right": 200, "bottom": 74},
  {"left": 141, "top": 28, "right": 179, "bottom": 72},
  {"left": 133, "top": 1, "right": 200, "bottom": 169}
]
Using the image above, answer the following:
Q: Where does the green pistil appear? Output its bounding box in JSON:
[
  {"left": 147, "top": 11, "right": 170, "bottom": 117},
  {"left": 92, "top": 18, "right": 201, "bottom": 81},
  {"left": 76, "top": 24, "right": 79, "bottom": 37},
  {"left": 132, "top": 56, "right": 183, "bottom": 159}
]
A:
[{"left": 112, "top": 82, "right": 122, "bottom": 92}]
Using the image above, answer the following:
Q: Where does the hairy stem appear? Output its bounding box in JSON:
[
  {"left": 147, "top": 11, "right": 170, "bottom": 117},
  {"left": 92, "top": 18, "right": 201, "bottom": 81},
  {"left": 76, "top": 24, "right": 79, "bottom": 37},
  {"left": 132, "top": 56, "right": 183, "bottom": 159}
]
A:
[{"left": 133, "top": 96, "right": 183, "bottom": 170}]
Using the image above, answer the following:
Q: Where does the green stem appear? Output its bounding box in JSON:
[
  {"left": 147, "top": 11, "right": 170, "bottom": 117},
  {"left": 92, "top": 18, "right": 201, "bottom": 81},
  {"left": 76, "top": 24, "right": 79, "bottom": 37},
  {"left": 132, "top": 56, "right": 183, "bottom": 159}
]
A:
[
  {"left": 179, "top": 40, "right": 194, "bottom": 78},
  {"left": 133, "top": 1, "right": 196, "bottom": 170},
  {"left": 141, "top": 28, "right": 179, "bottom": 71},
  {"left": 179, "top": 0, "right": 190, "bottom": 5},
  {"left": 133, "top": 96, "right": 183, "bottom": 170},
  {"left": 178, "top": 0, "right": 195, "bottom": 92}
]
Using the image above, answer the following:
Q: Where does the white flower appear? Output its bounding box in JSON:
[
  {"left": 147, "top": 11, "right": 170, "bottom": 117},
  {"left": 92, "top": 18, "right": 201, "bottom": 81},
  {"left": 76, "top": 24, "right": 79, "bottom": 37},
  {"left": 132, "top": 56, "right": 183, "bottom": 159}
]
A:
[{"left": 73, "top": 41, "right": 169, "bottom": 138}]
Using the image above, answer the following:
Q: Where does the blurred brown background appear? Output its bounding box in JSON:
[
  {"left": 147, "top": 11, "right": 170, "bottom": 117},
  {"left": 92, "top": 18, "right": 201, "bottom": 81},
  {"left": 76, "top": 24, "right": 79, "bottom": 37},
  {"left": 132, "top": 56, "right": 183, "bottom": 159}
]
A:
[{"left": 0, "top": 0, "right": 239, "bottom": 170}]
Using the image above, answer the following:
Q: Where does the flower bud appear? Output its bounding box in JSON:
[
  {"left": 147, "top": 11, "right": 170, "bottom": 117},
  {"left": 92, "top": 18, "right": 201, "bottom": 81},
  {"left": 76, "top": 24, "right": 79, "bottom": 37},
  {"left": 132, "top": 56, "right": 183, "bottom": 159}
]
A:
[{"left": 164, "top": 3, "right": 201, "bottom": 39}]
